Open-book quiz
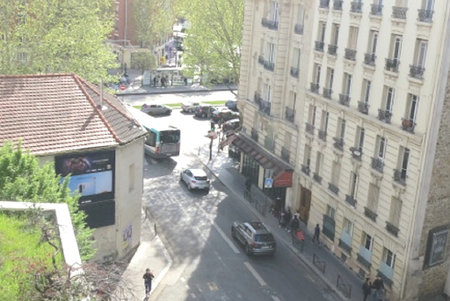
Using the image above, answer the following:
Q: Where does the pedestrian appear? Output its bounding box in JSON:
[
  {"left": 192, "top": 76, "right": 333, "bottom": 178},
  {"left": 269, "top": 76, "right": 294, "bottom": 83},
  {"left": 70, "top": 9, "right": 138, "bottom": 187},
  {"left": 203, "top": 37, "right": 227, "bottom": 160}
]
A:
[
  {"left": 279, "top": 209, "right": 286, "bottom": 228},
  {"left": 184, "top": 77, "right": 188, "bottom": 86},
  {"left": 285, "top": 208, "right": 292, "bottom": 231},
  {"left": 290, "top": 215, "right": 300, "bottom": 233},
  {"left": 143, "top": 268, "right": 155, "bottom": 296},
  {"left": 371, "top": 275, "right": 385, "bottom": 301},
  {"left": 362, "top": 277, "right": 372, "bottom": 301},
  {"left": 313, "top": 224, "right": 321, "bottom": 244},
  {"left": 153, "top": 76, "right": 157, "bottom": 87}
]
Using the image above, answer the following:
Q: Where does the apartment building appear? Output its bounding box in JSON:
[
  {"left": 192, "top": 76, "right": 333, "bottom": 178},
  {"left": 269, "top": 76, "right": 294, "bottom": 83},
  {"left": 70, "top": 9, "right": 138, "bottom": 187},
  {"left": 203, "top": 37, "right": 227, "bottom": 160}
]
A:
[{"left": 236, "top": 0, "right": 450, "bottom": 300}]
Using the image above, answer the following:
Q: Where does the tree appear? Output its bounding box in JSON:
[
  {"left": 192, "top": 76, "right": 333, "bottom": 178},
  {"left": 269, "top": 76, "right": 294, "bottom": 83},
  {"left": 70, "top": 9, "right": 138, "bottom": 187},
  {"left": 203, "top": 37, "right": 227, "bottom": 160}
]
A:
[
  {"left": 0, "top": 0, "right": 118, "bottom": 84},
  {"left": 0, "top": 141, "right": 95, "bottom": 260},
  {"left": 131, "top": 51, "right": 157, "bottom": 72},
  {"left": 176, "top": 0, "right": 243, "bottom": 88}
]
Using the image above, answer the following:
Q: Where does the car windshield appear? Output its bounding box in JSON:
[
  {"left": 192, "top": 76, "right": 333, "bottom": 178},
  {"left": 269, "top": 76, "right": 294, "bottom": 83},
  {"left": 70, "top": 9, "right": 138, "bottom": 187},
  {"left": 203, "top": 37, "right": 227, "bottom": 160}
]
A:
[
  {"left": 160, "top": 130, "right": 180, "bottom": 143},
  {"left": 254, "top": 233, "right": 274, "bottom": 242},
  {"left": 194, "top": 176, "right": 208, "bottom": 181}
]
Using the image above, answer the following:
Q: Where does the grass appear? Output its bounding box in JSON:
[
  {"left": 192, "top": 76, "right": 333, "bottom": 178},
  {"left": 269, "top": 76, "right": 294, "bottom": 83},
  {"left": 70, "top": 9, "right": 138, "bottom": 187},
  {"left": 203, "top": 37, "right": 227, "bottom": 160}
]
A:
[
  {"left": 0, "top": 212, "right": 63, "bottom": 300},
  {"left": 133, "top": 100, "right": 227, "bottom": 111}
]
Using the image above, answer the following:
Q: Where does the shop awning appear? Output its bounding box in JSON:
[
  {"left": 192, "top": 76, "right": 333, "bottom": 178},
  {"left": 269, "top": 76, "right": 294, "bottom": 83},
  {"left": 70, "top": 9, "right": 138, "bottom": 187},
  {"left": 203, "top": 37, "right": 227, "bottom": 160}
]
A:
[{"left": 232, "top": 134, "right": 294, "bottom": 187}]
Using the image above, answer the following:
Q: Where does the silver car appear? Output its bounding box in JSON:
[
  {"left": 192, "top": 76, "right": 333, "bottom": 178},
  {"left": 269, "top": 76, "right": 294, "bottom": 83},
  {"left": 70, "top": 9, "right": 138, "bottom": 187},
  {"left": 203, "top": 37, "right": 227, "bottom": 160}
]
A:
[
  {"left": 180, "top": 168, "right": 210, "bottom": 191},
  {"left": 231, "top": 221, "right": 276, "bottom": 256}
]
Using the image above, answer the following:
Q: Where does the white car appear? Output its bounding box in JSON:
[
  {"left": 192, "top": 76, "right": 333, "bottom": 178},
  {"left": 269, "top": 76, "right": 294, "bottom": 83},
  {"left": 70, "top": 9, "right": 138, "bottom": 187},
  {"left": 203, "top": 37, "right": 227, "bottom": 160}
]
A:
[
  {"left": 180, "top": 168, "right": 210, "bottom": 191},
  {"left": 181, "top": 101, "right": 200, "bottom": 113}
]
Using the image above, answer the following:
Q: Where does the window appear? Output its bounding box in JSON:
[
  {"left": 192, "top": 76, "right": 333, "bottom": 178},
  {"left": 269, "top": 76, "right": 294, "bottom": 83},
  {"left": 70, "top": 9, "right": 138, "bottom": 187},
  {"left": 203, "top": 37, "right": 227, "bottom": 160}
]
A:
[
  {"left": 331, "top": 23, "right": 340, "bottom": 46},
  {"left": 315, "top": 152, "right": 323, "bottom": 174},
  {"left": 266, "top": 42, "right": 275, "bottom": 63},
  {"left": 395, "top": 0, "right": 407, "bottom": 6},
  {"left": 355, "top": 126, "right": 365, "bottom": 150},
  {"left": 406, "top": 94, "right": 419, "bottom": 121},
  {"left": 390, "top": 35, "right": 402, "bottom": 61},
  {"left": 347, "top": 26, "right": 359, "bottom": 50},
  {"left": 331, "top": 161, "right": 341, "bottom": 185},
  {"left": 383, "top": 248, "right": 396, "bottom": 268},
  {"left": 349, "top": 172, "right": 358, "bottom": 198},
  {"left": 342, "top": 73, "right": 352, "bottom": 96},
  {"left": 362, "top": 80, "right": 371, "bottom": 104},
  {"left": 321, "top": 110, "right": 329, "bottom": 131},
  {"left": 128, "top": 163, "right": 135, "bottom": 192},
  {"left": 343, "top": 218, "right": 353, "bottom": 236},
  {"left": 423, "top": 0, "right": 434, "bottom": 10},
  {"left": 376, "top": 136, "right": 386, "bottom": 159},
  {"left": 326, "top": 205, "right": 336, "bottom": 220},
  {"left": 337, "top": 118, "right": 346, "bottom": 139},
  {"left": 270, "top": 1, "right": 279, "bottom": 22},
  {"left": 292, "top": 48, "right": 301, "bottom": 71},
  {"left": 368, "top": 30, "right": 378, "bottom": 55},
  {"left": 383, "top": 86, "right": 395, "bottom": 112},
  {"left": 296, "top": 5, "right": 305, "bottom": 25},
  {"left": 398, "top": 147, "right": 410, "bottom": 178},
  {"left": 263, "top": 83, "right": 271, "bottom": 102},
  {"left": 389, "top": 197, "right": 402, "bottom": 227},
  {"left": 325, "top": 68, "right": 334, "bottom": 96},
  {"left": 318, "top": 22, "right": 326, "bottom": 42},
  {"left": 308, "top": 104, "right": 316, "bottom": 125},
  {"left": 304, "top": 144, "right": 312, "bottom": 169},
  {"left": 362, "top": 232, "right": 373, "bottom": 251},
  {"left": 367, "top": 183, "right": 380, "bottom": 211}
]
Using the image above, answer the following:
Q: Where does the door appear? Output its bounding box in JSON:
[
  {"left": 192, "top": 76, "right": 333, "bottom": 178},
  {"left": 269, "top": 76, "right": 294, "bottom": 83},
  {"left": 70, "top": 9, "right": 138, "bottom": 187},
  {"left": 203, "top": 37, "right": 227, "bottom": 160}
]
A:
[{"left": 298, "top": 186, "right": 311, "bottom": 225}]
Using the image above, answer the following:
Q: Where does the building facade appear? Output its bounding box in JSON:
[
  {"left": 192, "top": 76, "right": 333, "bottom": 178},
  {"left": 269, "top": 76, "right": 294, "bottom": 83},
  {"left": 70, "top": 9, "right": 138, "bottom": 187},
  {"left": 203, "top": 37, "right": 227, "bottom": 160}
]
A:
[{"left": 236, "top": 0, "right": 450, "bottom": 300}]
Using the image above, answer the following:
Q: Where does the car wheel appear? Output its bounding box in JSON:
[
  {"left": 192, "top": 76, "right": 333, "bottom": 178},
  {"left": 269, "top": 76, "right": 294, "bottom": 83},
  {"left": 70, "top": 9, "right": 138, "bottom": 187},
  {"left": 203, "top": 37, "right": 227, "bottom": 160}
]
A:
[{"left": 245, "top": 244, "right": 252, "bottom": 255}]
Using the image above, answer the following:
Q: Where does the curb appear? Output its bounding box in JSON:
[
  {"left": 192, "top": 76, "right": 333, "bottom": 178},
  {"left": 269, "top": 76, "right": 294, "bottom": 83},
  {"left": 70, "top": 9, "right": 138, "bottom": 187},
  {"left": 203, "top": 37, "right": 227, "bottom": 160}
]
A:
[{"left": 150, "top": 234, "right": 173, "bottom": 295}]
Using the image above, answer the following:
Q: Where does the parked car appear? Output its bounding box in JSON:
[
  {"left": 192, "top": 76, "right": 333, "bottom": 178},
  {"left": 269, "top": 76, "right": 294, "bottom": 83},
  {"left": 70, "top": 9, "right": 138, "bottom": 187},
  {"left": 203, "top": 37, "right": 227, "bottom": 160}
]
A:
[
  {"left": 231, "top": 221, "right": 276, "bottom": 256},
  {"left": 194, "top": 104, "right": 216, "bottom": 118},
  {"left": 211, "top": 108, "right": 239, "bottom": 123},
  {"left": 180, "top": 168, "right": 210, "bottom": 191},
  {"left": 141, "top": 104, "right": 172, "bottom": 116},
  {"left": 222, "top": 118, "right": 241, "bottom": 133},
  {"left": 225, "top": 99, "right": 238, "bottom": 111},
  {"left": 181, "top": 101, "right": 200, "bottom": 113}
]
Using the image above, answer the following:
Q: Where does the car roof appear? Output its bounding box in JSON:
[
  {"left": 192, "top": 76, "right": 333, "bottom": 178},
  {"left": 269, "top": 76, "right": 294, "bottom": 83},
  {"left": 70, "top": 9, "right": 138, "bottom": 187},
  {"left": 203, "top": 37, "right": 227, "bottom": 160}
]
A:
[
  {"left": 187, "top": 168, "right": 207, "bottom": 176},
  {"left": 225, "top": 118, "right": 240, "bottom": 124},
  {"left": 244, "top": 221, "right": 270, "bottom": 234}
]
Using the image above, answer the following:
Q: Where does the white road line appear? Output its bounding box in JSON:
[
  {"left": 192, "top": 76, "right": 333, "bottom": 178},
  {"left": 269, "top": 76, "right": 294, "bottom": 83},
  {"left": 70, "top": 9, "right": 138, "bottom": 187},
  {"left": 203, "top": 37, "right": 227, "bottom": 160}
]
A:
[
  {"left": 244, "top": 262, "right": 267, "bottom": 287},
  {"left": 272, "top": 296, "right": 281, "bottom": 301},
  {"left": 212, "top": 222, "right": 240, "bottom": 254}
]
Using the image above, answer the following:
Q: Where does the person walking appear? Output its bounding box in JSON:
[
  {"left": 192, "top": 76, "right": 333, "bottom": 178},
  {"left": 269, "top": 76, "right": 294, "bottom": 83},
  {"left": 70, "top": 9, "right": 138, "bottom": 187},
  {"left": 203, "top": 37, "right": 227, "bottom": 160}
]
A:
[
  {"left": 362, "top": 278, "right": 372, "bottom": 301},
  {"left": 290, "top": 215, "right": 300, "bottom": 234},
  {"left": 371, "top": 275, "right": 385, "bottom": 301},
  {"left": 143, "top": 268, "right": 155, "bottom": 296},
  {"left": 313, "top": 224, "right": 321, "bottom": 244}
]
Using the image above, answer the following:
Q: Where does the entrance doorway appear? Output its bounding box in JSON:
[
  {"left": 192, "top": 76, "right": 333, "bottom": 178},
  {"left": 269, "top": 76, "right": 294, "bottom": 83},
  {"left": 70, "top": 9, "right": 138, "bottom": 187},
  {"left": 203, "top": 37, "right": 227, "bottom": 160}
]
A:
[{"left": 298, "top": 185, "right": 311, "bottom": 225}]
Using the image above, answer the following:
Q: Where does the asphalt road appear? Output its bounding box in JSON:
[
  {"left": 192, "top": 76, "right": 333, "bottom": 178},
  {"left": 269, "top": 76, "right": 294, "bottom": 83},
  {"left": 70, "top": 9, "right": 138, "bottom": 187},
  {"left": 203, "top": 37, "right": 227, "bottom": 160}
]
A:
[{"left": 137, "top": 107, "right": 341, "bottom": 301}]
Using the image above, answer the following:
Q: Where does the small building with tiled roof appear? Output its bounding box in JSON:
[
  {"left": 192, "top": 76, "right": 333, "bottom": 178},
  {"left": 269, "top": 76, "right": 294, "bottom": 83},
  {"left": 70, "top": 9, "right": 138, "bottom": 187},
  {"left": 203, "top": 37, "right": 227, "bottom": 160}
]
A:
[{"left": 0, "top": 73, "right": 147, "bottom": 262}]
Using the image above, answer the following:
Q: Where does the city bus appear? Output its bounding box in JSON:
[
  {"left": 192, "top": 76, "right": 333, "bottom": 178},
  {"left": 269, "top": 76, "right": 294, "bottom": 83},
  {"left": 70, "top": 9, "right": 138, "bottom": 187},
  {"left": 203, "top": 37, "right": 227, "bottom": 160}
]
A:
[{"left": 127, "top": 106, "right": 180, "bottom": 158}]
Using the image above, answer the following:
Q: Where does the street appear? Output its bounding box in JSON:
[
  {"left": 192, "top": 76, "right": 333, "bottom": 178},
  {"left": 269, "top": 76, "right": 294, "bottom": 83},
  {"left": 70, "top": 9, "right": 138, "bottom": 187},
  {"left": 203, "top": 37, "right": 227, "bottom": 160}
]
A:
[
  {"left": 124, "top": 93, "right": 341, "bottom": 301},
  {"left": 120, "top": 90, "right": 236, "bottom": 106}
]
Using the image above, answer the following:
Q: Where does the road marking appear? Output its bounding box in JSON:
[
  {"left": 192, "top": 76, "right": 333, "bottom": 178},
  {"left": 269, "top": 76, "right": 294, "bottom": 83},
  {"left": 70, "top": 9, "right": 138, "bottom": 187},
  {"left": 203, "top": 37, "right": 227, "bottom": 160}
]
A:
[
  {"left": 244, "top": 262, "right": 267, "bottom": 287},
  {"left": 207, "top": 282, "right": 218, "bottom": 291},
  {"left": 212, "top": 222, "right": 240, "bottom": 254},
  {"left": 272, "top": 296, "right": 281, "bottom": 301}
]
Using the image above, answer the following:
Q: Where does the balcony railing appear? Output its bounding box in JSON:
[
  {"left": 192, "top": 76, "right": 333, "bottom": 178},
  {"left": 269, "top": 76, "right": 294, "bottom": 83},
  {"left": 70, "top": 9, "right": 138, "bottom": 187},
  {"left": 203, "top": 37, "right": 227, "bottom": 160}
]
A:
[
  {"left": 333, "top": 137, "right": 344, "bottom": 151},
  {"left": 378, "top": 109, "right": 392, "bottom": 123},
  {"left": 258, "top": 55, "right": 265, "bottom": 65},
  {"left": 258, "top": 100, "right": 271, "bottom": 115},
  {"left": 290, "top": 67, "right": 299, "bottom": 78},
  {"left": 364, "top": 53, "right": 376, "bottom": 66},
  {"left": 294, "top": 24, "right": 304, "bottom": 35},
  {"left": 401, "top": 118, "right": 416, "bottom": 133},
  {"left": 344, "top": 48, "right": 357, "bottom": 61},
  {"left": 333, "top": 0, "right": 343, "bottom": 10},
  {"left": 310, "top": 82, "right": 320, "bottom": 93},
  {"left": 350, "top": 1, "right": 362, "bottom": 13},
  {"left": 358, "top": 101, "right": 369, "bottom": 114},
  {"left": 305, "top": 123, "right": 315, "bottom": 135},
  {"left": 386, "top": 221, "right": 399, "bottom": 237},
  {"left": 281, "top": 147, "right": 290, "bottom": 162},
  {"left": 301, "top": 164, "right": 311, "bottom": 175},
  {"left": 251, "top": 128, "right": 258, "bottom": 141},
  {"left": 315, "top": 41, "right": 325, "bottom": 52},
  {"left": 318, "top": 129, "right": 327, "bottom": 141},
  {"left": 370, "top": 4, "right": 383, "bottom": 16},
  {"left": 339, "top": 239, "right": 352, "bottom": 254},
  {"left": 350, "top": 146, "right": 362, "bottom": 160},
  {"left": 418, "top": 9, "right": 434, "bottom": 22},
  {"left": 264, "top": 60, "right": 275, "bottom": 71},
  {"left": 339, "top": 94, "right": 350, "bottom": 106},
  {"left": 385, "top": 58, "right": 400, "bottom": 72},
  {"left": 328, "top": 44, "right": 338, "bottom": 55},
  {"left": 285, "top": 107, "right": 295, "bottom": 123},
  {"left": 323, "top": 88, "right": 332, "bottom": 99},
  {"left": 409, "top": 65, "right": 425, "bottom": 79},
  {"left": 364, "top": 207, "right": 377, "bottom": 222},
  {"left": 328, "top": 183, "right": 339, "bottom": 195},
  {"left": 345, "top": 195, "right": 357, "bottom": 207},
  {"left": 371, "top": 157, "right": 384, "bottom": 173},
  {"left": 393, "top": 169, "right": 407, "bottom": 186},
  {"left": 261, "top": 17, "right": 278, "bottom": 30},
  {"left": 319, "top": 0, "right": 330, "bottom": 9},
  {"left": 392, "top": 6, "right": 408, "bottom": 19},
  {"left": 357, "top": 252, "right": 372, "bottom": 269},
  {"left": 313, "top": 173, "right": 322, "bottom": 184}
]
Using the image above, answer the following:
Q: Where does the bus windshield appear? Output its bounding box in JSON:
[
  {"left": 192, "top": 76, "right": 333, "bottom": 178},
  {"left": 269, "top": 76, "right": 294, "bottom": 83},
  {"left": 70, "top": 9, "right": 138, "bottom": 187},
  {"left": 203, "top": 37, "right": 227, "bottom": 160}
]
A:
[{"left": 160, "top": 130, "right": 180, "bottom": 144}]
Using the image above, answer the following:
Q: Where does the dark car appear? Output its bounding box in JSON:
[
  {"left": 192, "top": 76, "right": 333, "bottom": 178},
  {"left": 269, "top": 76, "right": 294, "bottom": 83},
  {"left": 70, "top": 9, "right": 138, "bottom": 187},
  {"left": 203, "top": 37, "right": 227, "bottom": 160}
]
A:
[
  {"left": 225, "top": 100, "right": 238, "bottom": 111},
  {"left": 211, "top": 108, "right": 239, "bottom": 123},
  {"left": 141, "top": 104, "right": 172, "bottom": 116},
  {"left": 222, "top": 118, "right": 240, "bottom": 133},
  {"left": 231, "top": 221, "right": 276, "bottom": 256},
  {"left": 194, "top": 104, "right": 216, "bottom": 118}
]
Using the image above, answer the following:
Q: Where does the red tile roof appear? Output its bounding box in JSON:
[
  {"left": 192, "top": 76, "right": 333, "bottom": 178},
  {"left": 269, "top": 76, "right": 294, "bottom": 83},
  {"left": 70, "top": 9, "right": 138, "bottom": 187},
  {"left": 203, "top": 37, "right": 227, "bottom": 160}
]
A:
[{"left": 0, "top": 74, "right": 146, "bottom": 155}]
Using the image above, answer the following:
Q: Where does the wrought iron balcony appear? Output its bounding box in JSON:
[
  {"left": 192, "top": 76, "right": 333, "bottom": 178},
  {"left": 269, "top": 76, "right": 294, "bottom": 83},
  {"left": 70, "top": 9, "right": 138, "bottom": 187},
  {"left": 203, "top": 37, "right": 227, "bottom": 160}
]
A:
[
  {"left": 409, "top": 65, "right": 425, "bottom": 79},
  {"left": 333, "top": 137, "right": 344, "bottom": 151},
  {"left": 328, "top": 182, "right": 339, "bottom": 195},
  {"left": 328, "top": 44, "right": 337, "bottom": 55},
  {"left": 339, "top": 239, "right": 352, "bottom": 254},
  {"left": 319, "top": 0, "right": 330, "bottom": 9},
  {"left": 333, "top": 0, "right": 343, "bottom": 10},
  {"left": 258, "top": 55, "right": 265, "bottom": 65},
  {"left": 370, "top": 4, "right": 383, "bottom": 16},
  {"left": 310, "top": 82, "right": 320, "bottom": 93},
  {"left": 385, "top": 221, "right": 399, "bottom": 237},
  {"left": 315, "top": 41, "right": 325, "bottom": 52},
  {"left": 401, "top": 118, "right": 416, "bottom": 133},
  {"left": 264, "top": 60, "right": 275, "bottom": 71},
  {"left": 350, "top": 1, "right": 362, "bottom": 13},
  {"left": 301, "top": 164, "right": 311, "bottom": 175},
  {"left": 357, "top": 253, "right": 372, "bottom": 269},
  {"left": 261, "top": 17, "right": 278, "bottom": 30},
  {"left": 313, "top": 173, "right": 322, "bottom": 184},
  {"left": 294, "top": 24, "right": 304, "bottom": 35},
  {"left": 254, "top": 92, "right": 262, "bottom": 105},
  {"left": 378, "top": 109, "right": 392, "bottom": 123},
  {"left": 392, "top": 6, "right": 408, "bottom": 19},
  {"left": 318, "top": 129, "right": 327, "bottom": 141},
  {"left": 385, "top": 58, "right": 400, "bottom": 72},
  {"left": 418, "top": 9, "right": 433, "bottom": 22},
  {"left": 350, "top": 146, "right": 362, "bottom": 160},
  {"left": 371, "top": 157, "right": 384, "bottom": 173},
  {"left": 305, "top": 123, "right": 315, "bottom": 135},
  {"left": 339, "top": 94, "right": 350, "bottom": 106},
  {"left": 358, "top": 101, "right": 369, "bottom": 114},
  {"left": 344, "top": 48, "right": 356, "bottom": 61},
  {"left": 285, "top": 107, "right": 295, "bottom": 123},
  {"left": 345, "top": 195, "right": 357, "bottom": 207},
  {"left": 364, "top": 53, "right": 376, "bottom": 66},
  {"left": 323, "top": 88, "right": 332, "bottom": 99},
  {"left": 258, "top": 100, "right": 271, "bottom": 115},
  {"left": 364, "top": 207, "right": 377, "bottom": 222},
  {"left": 281, "top": 147, "right": 290, "bottom": 163},
  {"left": 290, "top": 67, "right": 299, "bottom": 78},
  {"left": 251, "top": 128, "right": 259, "bottom": 141},
  {"left": 393, "top": 169, "right": 407, "bottom": 186}
]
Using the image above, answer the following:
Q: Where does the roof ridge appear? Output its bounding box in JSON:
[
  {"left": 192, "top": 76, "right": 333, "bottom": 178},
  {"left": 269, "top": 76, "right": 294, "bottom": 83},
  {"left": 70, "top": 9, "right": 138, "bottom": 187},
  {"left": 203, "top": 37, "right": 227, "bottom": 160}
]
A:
[
  {"left": 72, "top": 75, "right": 123, "bottom": 144},
  {"left": 0, "top": 73, "right": 75, "bottom": 79}
]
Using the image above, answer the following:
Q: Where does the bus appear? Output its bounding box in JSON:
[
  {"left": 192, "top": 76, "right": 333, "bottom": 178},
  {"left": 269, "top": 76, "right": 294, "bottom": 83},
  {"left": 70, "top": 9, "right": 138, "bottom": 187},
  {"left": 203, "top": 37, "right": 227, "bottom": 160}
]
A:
[{"left": 127, "top": 106, "right": 180, "bottom": 158}]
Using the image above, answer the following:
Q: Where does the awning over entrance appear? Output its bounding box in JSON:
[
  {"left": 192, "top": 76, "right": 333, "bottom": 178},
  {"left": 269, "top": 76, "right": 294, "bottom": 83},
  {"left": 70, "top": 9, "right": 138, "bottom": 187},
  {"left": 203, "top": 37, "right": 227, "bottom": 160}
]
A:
[{"left": 232, "top": 133, "right": 293, "bottom": 187}]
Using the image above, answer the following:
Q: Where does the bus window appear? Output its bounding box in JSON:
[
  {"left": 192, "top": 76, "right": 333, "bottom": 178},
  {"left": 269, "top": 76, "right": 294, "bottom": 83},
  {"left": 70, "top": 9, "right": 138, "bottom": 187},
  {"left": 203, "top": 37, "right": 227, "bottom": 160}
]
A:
[
  {"left": 160, "top": 130, "right": 180, "bottom": 144},
  {"left": 146, "top": 131, "right": 157, "bottom": 147}
]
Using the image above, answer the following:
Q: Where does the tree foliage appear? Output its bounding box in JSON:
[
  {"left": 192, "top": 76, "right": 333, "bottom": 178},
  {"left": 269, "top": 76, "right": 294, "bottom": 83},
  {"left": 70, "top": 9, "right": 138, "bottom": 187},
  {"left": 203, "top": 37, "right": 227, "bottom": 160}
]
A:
[
  {"left": 176, "top": 0, "right": 243, "bottom": 86},
  {"left": 0, "top": 141, "right": 95, "bottom": 260},
  {"left": 0, "top": 0, "right": 118, "bottom": 83}
]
